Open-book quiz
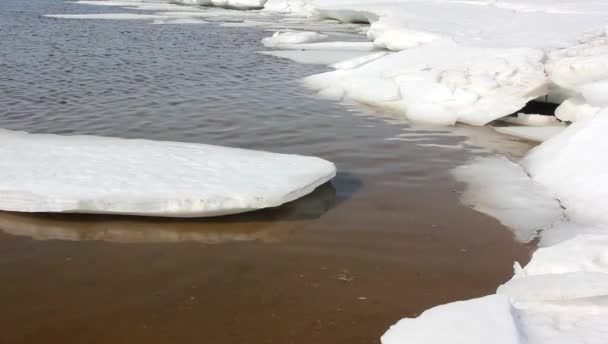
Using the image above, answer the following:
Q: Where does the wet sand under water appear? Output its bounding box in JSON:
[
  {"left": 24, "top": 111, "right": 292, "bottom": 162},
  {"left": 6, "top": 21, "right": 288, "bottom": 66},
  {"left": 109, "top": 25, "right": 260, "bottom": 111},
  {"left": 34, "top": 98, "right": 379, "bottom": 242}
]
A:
[{"left": 0, "top": 164, "right": 534, "bottom": 344}]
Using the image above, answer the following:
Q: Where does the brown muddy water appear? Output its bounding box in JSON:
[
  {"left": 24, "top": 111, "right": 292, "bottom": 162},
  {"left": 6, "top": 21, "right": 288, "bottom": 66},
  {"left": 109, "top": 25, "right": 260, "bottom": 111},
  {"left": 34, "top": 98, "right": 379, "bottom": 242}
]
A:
[{"left": 0, "top": 0, "right": 534, "bottom": 343}]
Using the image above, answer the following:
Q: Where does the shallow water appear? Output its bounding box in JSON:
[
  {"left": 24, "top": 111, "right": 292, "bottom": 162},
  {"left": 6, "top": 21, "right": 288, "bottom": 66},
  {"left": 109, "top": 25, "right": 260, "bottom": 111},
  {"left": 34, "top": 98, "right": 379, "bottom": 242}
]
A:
[{"left": 0, "top": 1, "right": 533, "bottom": 343}]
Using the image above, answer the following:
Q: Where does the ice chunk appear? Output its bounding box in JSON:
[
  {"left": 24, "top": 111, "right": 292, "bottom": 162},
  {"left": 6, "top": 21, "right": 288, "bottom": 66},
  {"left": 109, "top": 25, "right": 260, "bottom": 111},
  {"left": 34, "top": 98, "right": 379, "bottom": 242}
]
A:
[
  {"left": 262, "top": 0, "right": 314, "bottom": 15},
  {"left": 492, "top": 126, "right": 565, "bottom": 142},
  {"left": 499, "top": 272, "right": 608, "bottom": 302},
  {"left": 546, "top": 36, "right": 608, "bottom": 100},
  {"left": 579, "top": 80, "right": 608, "bottom": 107},
  {"left": 381, "top": 295, "right": 523, "bottom": 344},
  {"left": 498, "top": 113, "right": 562, "bottom": 127},
  {"left": 303, "top": 42, "right": 547, "bottom": 126},
  {"left": 172, "top": 0, "right": 268, "bottom": 10},
  {"left": 516, "top": 301, "right": 608, "bottom": 344},
  {"left": 452, "top": 156, "right": 563, "bottom": 243},
  {"left": 262, "top": 30, "right": 328, "bottom": 47},
  {"left": 554, "top": 96, "right": 601, "bottom": 122},
  {"left": 517, "top": 235, "right": 608, "bottom": 276},
  {"left": 0, "top": 130, "right": 336, "bottom": 217}
]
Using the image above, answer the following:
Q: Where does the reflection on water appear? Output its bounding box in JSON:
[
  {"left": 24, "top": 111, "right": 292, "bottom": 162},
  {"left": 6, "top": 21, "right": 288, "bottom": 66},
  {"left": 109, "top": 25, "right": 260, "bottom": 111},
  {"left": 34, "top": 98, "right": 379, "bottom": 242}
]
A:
[{"left": 0, "top": 183, "right": 336, "bottom": 243}]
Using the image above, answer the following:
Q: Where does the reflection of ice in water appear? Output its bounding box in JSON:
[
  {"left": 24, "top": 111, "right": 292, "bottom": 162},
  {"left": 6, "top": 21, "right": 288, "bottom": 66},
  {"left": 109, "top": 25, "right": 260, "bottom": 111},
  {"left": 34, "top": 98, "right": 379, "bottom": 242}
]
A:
[{"left": 0, "top": 183, "right": 335, "bottom": 244}]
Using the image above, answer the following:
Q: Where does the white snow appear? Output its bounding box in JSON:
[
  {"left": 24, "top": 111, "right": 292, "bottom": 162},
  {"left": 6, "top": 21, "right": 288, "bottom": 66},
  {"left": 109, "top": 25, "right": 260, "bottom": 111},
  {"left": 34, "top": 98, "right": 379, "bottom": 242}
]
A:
[
  {"left": 262, "top": 30, "right": 328, "bottom": 47},
  {"left": 0, "top": 130, "right": 335, "bottom": 217}
]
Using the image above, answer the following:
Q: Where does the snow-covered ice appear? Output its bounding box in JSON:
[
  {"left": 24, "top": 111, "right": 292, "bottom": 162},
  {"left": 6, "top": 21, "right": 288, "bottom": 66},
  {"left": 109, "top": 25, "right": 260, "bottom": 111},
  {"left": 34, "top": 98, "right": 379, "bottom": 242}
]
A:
[
  {"left": 381, "top": 295, "right": 523, "bottom": 344},
  {"left": 0, "top": 130, "right": 335, "bottom": 217}
]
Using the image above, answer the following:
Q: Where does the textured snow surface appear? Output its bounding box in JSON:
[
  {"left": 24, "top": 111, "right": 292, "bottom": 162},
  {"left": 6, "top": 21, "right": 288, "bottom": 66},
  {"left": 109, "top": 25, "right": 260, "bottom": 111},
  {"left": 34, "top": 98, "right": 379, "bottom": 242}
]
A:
[{"left": 0, "top": 130, "right": 336, "bottom": 217}]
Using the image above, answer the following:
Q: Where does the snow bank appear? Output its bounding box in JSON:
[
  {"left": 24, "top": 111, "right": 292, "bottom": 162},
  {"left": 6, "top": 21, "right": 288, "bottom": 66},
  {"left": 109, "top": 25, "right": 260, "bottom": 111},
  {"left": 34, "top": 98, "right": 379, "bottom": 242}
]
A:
[
  {"left": 0, "top": 130, "right": 335, "bottom": 217},
  {"left": 303, "top": 42, "right": 547, "bottom": 125}
]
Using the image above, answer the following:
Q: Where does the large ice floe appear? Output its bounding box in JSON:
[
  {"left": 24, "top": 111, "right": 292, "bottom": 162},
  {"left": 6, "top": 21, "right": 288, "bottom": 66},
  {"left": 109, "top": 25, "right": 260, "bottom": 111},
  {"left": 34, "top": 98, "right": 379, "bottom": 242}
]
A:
[{"left": 0, "top": 130, "right": 335, "bottom": 217}]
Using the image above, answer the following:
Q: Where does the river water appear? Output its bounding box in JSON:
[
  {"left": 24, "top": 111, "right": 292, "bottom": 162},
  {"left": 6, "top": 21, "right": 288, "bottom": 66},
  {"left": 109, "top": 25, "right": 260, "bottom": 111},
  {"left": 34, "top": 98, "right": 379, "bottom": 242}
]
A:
[{"left": 0, "top": 1, "right": 534, "bottom": 343}]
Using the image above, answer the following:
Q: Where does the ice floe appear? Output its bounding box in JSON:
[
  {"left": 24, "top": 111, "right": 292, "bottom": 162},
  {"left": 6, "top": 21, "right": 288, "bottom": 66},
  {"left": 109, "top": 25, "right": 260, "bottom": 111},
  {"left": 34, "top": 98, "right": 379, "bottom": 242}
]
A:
[
  {"left": 171, "top": 0, "right": 268, "bottom": 10},
  {"left": 0, "top": 130, "right": 335, "bottom": 217},
  {"left": 262, "top": 30, "right": 328, "bottom": 47}
]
